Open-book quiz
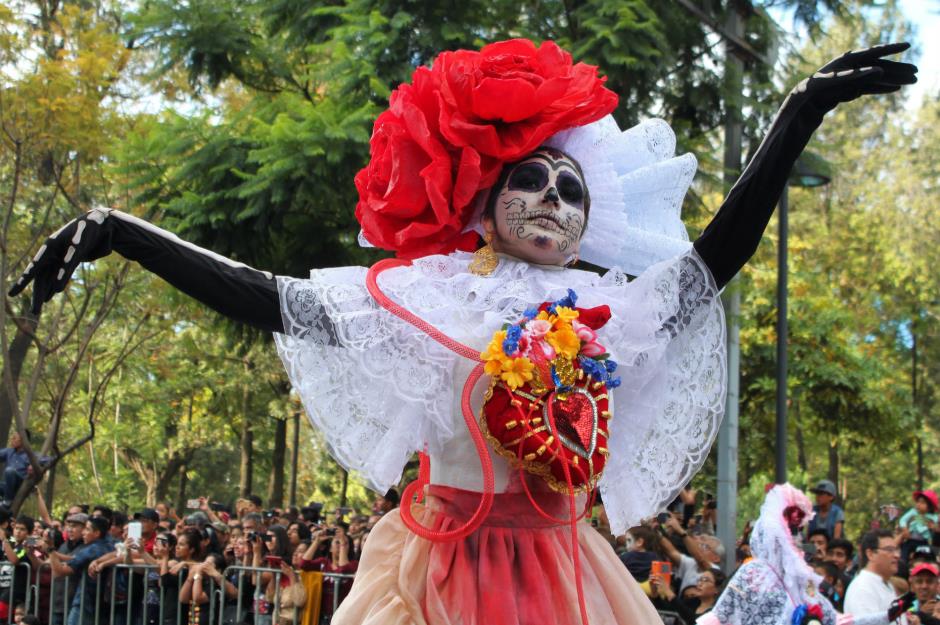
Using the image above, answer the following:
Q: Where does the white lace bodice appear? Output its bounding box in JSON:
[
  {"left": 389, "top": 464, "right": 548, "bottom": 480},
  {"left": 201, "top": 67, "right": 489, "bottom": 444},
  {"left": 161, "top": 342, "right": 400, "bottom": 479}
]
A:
[{"left": 274, "top": 249, "right": 725, "bottom": 532}]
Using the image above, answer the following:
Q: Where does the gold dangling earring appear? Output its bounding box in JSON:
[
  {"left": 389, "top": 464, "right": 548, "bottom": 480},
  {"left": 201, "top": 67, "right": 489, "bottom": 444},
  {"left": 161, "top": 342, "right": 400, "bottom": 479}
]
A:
[{"left": 470, "top": 233, "right": 499, "bottom": 276}]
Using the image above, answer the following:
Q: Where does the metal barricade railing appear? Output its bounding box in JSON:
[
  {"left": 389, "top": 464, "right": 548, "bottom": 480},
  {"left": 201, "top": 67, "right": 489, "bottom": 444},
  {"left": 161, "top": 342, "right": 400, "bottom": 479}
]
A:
[
  {"left": 0, "top": 559, "right": 31, "bottom": 624},
  {"left": 15, "top": 557, "right": 358, "bottom": 625},
  {"left": 323, "top": 572, "right": 356, "bottom": 617},
  {"left": 221, "top": 564, "right": 283, "bottom": 625}
]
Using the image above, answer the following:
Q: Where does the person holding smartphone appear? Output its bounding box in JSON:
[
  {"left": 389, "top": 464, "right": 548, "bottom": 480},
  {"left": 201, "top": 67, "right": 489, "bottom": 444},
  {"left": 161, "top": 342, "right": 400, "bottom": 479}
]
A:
[
  {"left": 264, "top": 556, "right": 307, "bottom": 625},
  {"left": 300, "top": 529, "right": 358, "bottom": 622}
]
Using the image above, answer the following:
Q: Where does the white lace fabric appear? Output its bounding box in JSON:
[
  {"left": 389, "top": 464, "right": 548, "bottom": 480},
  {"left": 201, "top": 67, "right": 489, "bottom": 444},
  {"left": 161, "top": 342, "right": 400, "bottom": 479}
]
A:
[
  {"left": 545, "top": 116, "right": 697, "bottom": 276},
  {"left": 274, "top": 249, "right": 725, "bottom": 533}
]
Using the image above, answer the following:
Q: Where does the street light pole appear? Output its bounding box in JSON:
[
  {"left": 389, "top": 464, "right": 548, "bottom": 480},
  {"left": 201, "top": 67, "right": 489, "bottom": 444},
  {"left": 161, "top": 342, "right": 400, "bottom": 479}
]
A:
[
  {"left": 775, "top": 156, "right": 831, "bottom": 485},
  {"left": 775, "top": 186, "right": 789, "bottom": 484}
]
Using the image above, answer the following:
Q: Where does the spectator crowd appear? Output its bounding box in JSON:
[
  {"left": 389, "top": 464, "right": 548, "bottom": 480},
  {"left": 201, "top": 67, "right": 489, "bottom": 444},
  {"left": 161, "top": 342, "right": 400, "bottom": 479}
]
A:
[
  {"left": 3, "top": 424, "right": 940, "bottom": 625},
  {"left": 0, "top": 484, "right": 401, "bottom": 625}
]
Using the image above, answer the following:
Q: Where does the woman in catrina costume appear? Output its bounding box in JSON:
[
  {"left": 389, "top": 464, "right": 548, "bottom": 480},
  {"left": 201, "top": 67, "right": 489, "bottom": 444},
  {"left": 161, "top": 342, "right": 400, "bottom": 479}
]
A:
[
  {"left": 12, "top": 39, "right": 915, "bottom": 625},
  {"left": 701, "top": 483, "right": 914, "bottom": 625}
]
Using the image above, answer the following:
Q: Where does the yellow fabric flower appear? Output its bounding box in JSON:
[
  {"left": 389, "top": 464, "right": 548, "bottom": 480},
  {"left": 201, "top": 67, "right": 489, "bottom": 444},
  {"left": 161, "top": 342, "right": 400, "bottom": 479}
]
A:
[
  {"left": 484, "top": 357, "right": 508, "bottom": 377},
  {"left": 547, "top": 325, "right": 580, "bottom": 359},
  {"left": 500, "top": 357, "right": 534, "bottom": 390},
  {"left": 553, "top": 306, "right": 579, "bottom": 324},
  {"left": 481, "top": 330, "right": 507, "bottom": 362},
  {"left": 535, "top": 310, "right": 555, "bottom": 323}
]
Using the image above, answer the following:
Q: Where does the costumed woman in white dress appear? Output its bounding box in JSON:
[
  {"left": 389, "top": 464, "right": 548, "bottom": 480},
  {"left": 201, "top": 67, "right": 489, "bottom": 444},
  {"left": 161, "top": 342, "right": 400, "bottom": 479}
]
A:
[
  {"left": 701, "top": 483, "right": 914, "bottom": 625},
  {"left": 11, "top": 39, "right": 916, "bottom": 625}
]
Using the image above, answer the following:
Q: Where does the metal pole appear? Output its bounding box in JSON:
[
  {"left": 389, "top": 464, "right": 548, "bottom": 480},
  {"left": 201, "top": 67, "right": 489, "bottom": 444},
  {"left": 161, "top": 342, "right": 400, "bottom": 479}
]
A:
[
  {"left": 716, "top": 0, "right": 745, "bottom": 575},
  {"left": 775, "top": 185, "right": 789, "bottom": 484}
]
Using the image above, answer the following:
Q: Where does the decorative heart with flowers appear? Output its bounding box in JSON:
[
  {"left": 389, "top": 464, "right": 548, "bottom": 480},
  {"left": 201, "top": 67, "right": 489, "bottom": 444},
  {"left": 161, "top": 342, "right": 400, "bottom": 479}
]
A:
[{"left": 479, "top": 290, "right": 619, "bottom": 494}]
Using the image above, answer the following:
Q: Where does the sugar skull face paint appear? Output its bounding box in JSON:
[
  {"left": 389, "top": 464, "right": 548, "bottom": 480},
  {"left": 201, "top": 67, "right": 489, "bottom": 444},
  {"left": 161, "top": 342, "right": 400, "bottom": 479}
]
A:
[{"left": 484, "top": 149, "right": 588, "bottom": 266}]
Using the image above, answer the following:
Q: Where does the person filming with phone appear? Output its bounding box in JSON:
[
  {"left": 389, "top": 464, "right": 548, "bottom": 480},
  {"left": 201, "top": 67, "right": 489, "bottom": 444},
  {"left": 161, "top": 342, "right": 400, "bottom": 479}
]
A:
[{"left": 300, "top": 526, "right": 359, "bottom": 622}]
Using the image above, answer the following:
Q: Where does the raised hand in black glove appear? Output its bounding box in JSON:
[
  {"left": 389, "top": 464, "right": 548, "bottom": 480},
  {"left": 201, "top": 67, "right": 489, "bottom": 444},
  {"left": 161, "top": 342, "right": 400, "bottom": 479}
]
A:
[
  {"left": 9, "top": 208, "right": 282, "bottom": 332},
  {"left": 888, "top": 590, "right": 916, "bottom": 621},
  {"left": 694, "top": 42, "right": 918, "bottom": 288},
  {"left": 9, "top": 207, "right": 115, "bottom": 315},
  {"left": 790, "top": 42, "right": 918, "bottom": 113}
]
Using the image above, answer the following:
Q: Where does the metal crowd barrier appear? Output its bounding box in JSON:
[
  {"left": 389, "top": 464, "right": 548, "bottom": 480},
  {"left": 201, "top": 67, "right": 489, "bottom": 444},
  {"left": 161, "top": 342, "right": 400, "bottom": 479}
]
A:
[
  {"left": 1, "top": 560, "right": 31, "bottom": 624},
  {"left": 15, "top": 560, "right": 354, "bottom": 625}
]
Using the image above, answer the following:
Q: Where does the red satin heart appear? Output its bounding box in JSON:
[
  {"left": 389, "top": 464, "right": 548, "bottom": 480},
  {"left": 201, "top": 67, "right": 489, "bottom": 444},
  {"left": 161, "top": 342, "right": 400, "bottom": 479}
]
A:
[{"left": 548, "top": 391, "right": 597, "bottom": 457}]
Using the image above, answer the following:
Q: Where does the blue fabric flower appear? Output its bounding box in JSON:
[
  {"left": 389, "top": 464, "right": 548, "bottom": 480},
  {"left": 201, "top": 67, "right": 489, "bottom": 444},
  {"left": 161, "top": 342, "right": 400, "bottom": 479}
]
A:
[
  {"left": 791, "top": 605, "right": 807, "bottom": 625},
  {"left": 607, "top": 377, "right": 622, "bottom": 389},
  {"left": 578, "top": 357, "right": 608, "bottom": 382},
  {"left": 523, "top": 307, "right": 539, "bottom": 320},
  {"left": 503, "top": 324, "right": 523, "bottom": 355},
  {"left": 553, "top": 288, "right": 578, "bottom": 310},
  {"left": 604, "top": 359, "right": 618, "bottom": 373}
]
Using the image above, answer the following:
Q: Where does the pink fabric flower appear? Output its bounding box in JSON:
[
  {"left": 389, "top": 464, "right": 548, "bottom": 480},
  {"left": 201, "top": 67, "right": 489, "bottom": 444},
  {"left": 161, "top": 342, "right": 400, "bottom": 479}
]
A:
[
  {"left": 526, "top": 319, "right": 552, "bottom": 339},
  {"left": 571, "top": 320, "right": 597, "bottom": 343}
]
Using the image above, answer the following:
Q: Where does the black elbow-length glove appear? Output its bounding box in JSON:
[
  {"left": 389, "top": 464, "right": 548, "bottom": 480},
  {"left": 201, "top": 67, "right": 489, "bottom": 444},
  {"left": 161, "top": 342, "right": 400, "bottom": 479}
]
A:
[{"left": 694, "top": 42, "right": 917, "bottom": 289}]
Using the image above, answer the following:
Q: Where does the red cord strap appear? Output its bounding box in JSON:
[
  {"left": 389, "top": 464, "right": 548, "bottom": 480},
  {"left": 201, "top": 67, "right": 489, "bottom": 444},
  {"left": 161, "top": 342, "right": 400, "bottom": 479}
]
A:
[
  {"left": 365, "top": 259, "right": 590, "bottom": 625},
  {"left": 366, "top": 259, "right": 494, "bottom": 542}
]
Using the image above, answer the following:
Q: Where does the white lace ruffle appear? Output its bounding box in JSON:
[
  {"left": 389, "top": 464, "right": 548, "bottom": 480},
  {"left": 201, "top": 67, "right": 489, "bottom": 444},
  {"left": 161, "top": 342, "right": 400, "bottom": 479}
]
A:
[
  {"left": 545, "top": 116, "right": 697, "bottom": 276},
  {"left": 274, "top": 250, "right": 725, "bottom": 532}
]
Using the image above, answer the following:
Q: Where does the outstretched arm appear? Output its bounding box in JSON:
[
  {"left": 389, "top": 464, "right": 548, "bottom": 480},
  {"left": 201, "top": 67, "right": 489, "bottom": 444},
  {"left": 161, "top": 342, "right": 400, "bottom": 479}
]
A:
[
  {"left": 693, "top": 43, "right": 917, "bottom": 289},
  {"left": 9, "top": 208, "right": 283, "bottom": 332}
]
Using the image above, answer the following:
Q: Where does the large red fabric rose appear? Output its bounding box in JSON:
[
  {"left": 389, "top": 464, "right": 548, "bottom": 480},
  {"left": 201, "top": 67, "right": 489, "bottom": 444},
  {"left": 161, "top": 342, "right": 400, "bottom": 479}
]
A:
[
  {"left": 355, "top": 67, "right": 481, "bottom": 259},
  {"left": 355, "top": 39, "right": 618, "bottom": 259}
]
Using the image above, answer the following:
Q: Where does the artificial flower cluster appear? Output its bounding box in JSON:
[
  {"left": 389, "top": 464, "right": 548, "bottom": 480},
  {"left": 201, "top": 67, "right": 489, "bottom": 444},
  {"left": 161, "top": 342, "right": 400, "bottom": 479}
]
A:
[
  {"left": 791, "top": 604, "right": 824, "bottom": 625},
  {"left": 481, "top": 289, "right": 620, "bottom": 392}
]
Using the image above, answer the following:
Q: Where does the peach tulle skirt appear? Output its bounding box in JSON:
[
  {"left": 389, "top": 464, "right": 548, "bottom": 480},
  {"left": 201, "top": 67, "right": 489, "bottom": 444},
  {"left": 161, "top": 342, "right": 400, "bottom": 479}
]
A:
[{"left": 332, "top": 485, "right": 661, "bottom": 625}]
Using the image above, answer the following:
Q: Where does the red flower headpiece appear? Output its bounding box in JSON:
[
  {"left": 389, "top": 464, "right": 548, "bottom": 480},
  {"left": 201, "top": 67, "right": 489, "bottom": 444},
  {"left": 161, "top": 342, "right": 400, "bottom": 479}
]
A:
[{"left": 355, "top": 39, "right": 619, "bottom": 259}]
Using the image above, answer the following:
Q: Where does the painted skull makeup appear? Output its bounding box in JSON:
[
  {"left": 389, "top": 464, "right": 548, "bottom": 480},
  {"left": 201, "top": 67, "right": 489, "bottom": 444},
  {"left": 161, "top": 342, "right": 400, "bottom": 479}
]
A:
[
  {"left": 486, "top": 149, "right": 588, "bottom": 266},
  {"left": 783, "top": 505, "right": 807, "bottom": 535}
]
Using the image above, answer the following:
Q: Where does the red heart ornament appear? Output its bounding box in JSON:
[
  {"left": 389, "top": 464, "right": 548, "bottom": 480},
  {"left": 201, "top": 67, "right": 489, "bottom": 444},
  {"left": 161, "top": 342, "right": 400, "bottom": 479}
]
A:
[
  {"left": 545, "top": 388, "right": 598, "bottom": 459},
  {"left": 480, "top": 376, "right": 611, "bottom": 494}
]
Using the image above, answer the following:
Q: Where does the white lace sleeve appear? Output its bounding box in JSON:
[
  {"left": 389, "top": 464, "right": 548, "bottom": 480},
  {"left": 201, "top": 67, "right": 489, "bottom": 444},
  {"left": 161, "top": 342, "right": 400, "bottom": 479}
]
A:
[
  {"left": 273, "top": 266, "right": 461, "bottom": 493},
  {"left": 597, "top": 249, "right": 726, "bottom": 533}
]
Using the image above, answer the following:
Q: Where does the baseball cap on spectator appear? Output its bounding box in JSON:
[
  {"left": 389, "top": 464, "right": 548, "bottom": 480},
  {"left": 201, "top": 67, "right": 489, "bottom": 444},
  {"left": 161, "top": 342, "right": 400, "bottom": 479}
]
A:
[
  {"left": 913, "top": 490, "right": 939, "bottom": 513},
  {"left": 66, "top": 512, "right": 89, "bottom": 525},
  {"left": 911, "top": 563, "right": 940, "bottom": 577},
  {"left": 211, "top": 521, "right": 230, "bottom": 534},
  {"left": 810, "top": 480, "right": 837, "bottom": 497},
  {"left": 912, "top": 545, "right": 936, "bottom": 562},
  {"left": 185, "top": 511, "right": 210, "bottom": 527},
  {"left": 134, "top": 508, "right": 160, "bottom": 523},
  {"left": 301, "top": 504, "right": 323, "bottom": 524}
]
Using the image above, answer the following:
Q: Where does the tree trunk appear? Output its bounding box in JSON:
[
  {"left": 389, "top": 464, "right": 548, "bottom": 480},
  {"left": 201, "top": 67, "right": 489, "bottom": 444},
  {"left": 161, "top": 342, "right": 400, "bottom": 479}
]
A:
[
  {"left": 239, "top": 417, "right": 253, "bottom": 497},
  {"left": 0, "top": 315, "right": 36, "bottom": 445},
  {"left": 267, "top": 417, "right": 286, "bottom": 508},
  {"left": 340, "top": 468, "right": 349, "bottom": 509},
  {"left": 176, "top": 462, "right": 188, "bottom": 514},
  {"left": 827, "top": 437, "right": 839, "bottom": 490},
  {"left": 289, "top": 412, "right": 300, "bottom": 507},
  {"left": 44, "top": 463, "right": 56, "bottom": 508},
  {"left": 794, "top": 402, "right": 808, "bottom": 474}
]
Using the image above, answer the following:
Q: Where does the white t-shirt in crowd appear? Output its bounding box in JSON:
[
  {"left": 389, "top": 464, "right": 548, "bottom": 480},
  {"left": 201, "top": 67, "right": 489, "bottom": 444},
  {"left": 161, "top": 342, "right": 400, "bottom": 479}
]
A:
[
  {"left": 677, "top": 553, "right": 721, "bottom": 594},
  {"left": 844, "top": 568, "right": 904, "bottom": 624}
]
